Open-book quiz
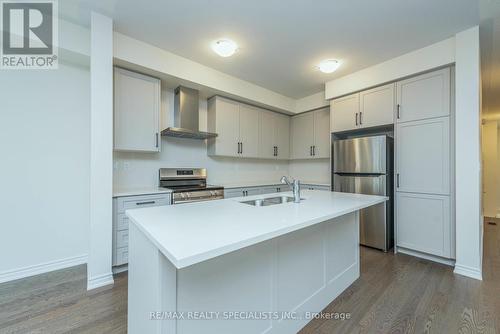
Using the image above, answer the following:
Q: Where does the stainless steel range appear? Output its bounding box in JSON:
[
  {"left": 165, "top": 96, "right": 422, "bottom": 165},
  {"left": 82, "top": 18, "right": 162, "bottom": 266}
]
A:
[{"left": 159, "top": 168, "right": 224, "bottom": 204}]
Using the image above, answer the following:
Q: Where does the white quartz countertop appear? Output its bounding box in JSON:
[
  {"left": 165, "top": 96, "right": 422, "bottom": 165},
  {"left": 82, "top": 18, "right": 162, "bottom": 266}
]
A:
[
  {"left": 214, "top": 180, "right": 330, "bottom": 189},
  {"left": 126, "top": 190, "right": 386, "bottom": 269},
  {"left": 113, "top": 187, "right": 172, "bottom": 198}
]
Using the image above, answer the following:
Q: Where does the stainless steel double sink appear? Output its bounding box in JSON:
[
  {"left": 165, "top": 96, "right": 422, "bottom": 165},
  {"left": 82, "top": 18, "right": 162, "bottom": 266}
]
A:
[{"left": 240, "top": 196, "right": 304, "bottom": 207}]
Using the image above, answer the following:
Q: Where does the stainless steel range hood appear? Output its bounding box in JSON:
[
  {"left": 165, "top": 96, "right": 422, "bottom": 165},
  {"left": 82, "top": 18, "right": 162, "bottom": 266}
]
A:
[{"left": 161, "top": 86, "right": 218, "bottom": 139}]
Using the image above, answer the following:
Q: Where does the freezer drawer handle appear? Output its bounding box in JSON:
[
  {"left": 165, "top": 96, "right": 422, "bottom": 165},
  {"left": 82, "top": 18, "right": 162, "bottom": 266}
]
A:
[{"left": 136, "top": 201, "right": 155, "bottom": 206}]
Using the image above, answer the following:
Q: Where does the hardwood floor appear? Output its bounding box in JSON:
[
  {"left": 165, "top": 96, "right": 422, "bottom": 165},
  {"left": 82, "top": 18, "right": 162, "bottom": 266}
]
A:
[{"left": 0, "top": 219, "right": 498, "bottom": 333}]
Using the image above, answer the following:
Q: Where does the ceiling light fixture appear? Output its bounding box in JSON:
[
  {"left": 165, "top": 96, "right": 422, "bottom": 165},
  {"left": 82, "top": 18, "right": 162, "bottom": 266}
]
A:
[
  {"left": 318, "top": 59, "right": 341, "bottom": 73},
  {"left": 211, "top": 39, "right": 238, "bottom": 57}
]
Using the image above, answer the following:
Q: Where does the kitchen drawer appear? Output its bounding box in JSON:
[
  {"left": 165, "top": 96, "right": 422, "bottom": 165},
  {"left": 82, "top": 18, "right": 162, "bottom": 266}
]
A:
[
  {"left": 116, "top": 194, "right": 170, "bottom": 214},
  {"left": 115, "top": 213, "right": 129, "bottom": 231},
  {"left": 116, "top": 230, "right": 129, "bottom": 248},
  {"left": 115, "top": 247, "right": 128, "bottom": 266}
]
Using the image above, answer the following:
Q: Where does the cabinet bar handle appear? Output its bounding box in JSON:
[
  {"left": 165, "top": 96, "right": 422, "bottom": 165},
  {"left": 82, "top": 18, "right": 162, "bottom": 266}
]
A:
[
  {"left": 136, "top": 201, "right": 155, "bottom": 206},
  {"left": 359, "top": 112, "right": 362, "bottom": 125},
  {"left": 397, "top": 104, "right": 401, "bottom": 119},
  {"left": 396, "top": 174, "right": 400, "bottom": 188},
  {"left": 155, "top": 133, "right": 159, "bottom": 148},
  {"left": 241, "top": 142, "right": 243, "bottom": 154},
  {"left": 355, "top": 113, "right": 358, "bottom": 126},
  {"left": 310, "top": 146, "right": 313, "bottom": 156},
  {"left": 276, "top": 146, "right": 278, "bottom": 157},
  {"left": 313, "top": 145, "right": 315, "bottom": 156}
]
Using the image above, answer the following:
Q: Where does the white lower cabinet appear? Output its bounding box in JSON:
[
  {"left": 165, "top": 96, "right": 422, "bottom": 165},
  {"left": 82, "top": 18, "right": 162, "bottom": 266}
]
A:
[
  {"left": 396, "top": 192, "right": 452, "bottom": 258},
  {"left": 303, "top": 184, "right": 330, "bottom": 191},
  {"left": 224, "top": 185, "right": 292, "bottom": 199},
  {"left": 113, "top": 193, "right": 171, "bottom": 267}
]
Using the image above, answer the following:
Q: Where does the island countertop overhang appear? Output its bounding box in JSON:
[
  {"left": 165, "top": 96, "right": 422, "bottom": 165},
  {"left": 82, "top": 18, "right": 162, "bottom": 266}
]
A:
[{"left": 126, "top": 191, "right": 387, "bottom": 269}]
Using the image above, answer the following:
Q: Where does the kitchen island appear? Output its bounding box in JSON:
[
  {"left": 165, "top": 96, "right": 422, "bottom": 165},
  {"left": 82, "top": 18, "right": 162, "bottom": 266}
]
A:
[{"left": 126, "top": 190, "right": 387, "bottom": 334}]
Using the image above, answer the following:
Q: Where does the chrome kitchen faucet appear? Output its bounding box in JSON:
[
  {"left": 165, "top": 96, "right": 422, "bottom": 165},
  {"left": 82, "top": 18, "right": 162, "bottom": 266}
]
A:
[{"left": 280, "top": 176, "right": 301, "bottom": 203}]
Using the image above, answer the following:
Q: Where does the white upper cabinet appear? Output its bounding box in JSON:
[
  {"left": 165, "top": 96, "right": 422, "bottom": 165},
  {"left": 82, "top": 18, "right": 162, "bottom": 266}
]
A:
[
  {"left": 239, "top": 104, "right": 260, "bottom": 158},
  {"left": 259, "top": 110, "right": 290, "bottom": 160},
  {"left": 291, "top": 112, "right": 314, "bottom": 160},
  {"left": 396, "top": 117, "right": 450, "bottom": 195},
  {"left": 207, "top": 97, "right": 240, "bottom": 157},
  {"left": 359, "top": 83, "right": 395, "bottom": 128},
  {"left": 259, "top": 110, "right": 275, "bottom": 159},
  {"left": 113, "top": 67, "right": 161, "bottom": 152},
  {"left": 275, "top": 113, "right": 290, "bottom": 159},
  {"left": 290, "top": 108, "right": 330, "bottom": 159},
  {"left": 207, "top": 97, "right": 260, "bottom": 158},
  {"left": 330, "top": 93, "right": 359, "bottom": 133},
  {"left": 313, "top": 108, "right": 331, "bottom": 158},
  {"left": 396, "top": 68, "right": 450, "bottom": 123},
  {"left": 331, "top": 84, "right": 394, "bottom": 133}
]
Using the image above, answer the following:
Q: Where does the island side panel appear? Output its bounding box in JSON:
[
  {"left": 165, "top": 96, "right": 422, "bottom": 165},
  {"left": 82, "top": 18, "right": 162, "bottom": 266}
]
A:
[
  {"left": 174, "top": 212, "right": 359, "bottom": 334},
  {"left": 128, "top": 223, "right": 177, "bottom": 334}
]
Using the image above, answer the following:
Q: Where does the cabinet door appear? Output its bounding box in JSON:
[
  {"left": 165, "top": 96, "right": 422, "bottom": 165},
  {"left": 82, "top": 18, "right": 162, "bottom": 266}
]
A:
[
  {"left": 290, "top": 113, "right": 314, "bottom": 159},
  {"left": 211, "top": 98, "right": 240, "bottom": 157},
  {"left": 396, "top": 192, "right": 451, "bottom": 258},
  {"left": 359, "top": 83, "right": 395, "bottom": 128},
  {"left": 245, "top": 188, "right": 262, "bottom": 196},
  {"left": 396, "top": 117, "right": 450, "bottom": 195},
  {"left": 114, "top": 68, "right": 160, "bottom": 152},
  {"left": 224, "top": 189, "right": 244, "bottom": 198},
  {"left": 259, "top": 186, "right": 278, "bottom": 195},
  {"left": 313, "top": 108, "right": 330, "bottom": 158},
  {"left": 275, "top": 113, "right": 290, "bottom": 159},
  {"left": 396, "top": 68, "right": 450, "bottom": 123},
  {"left": 259, "top": 110, "right": 276, "bottom": 159},
  {"left": 239, "top": 104, "right": 260, "bottom": 158},
  {"left": 330, "top": 93, "right": 359, "bottom": 133}
]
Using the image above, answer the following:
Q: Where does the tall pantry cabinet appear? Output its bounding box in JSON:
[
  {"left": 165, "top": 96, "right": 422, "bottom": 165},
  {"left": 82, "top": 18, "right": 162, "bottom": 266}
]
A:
[{"left": 395, "top": 68, "right": 454, "bottom": 260}]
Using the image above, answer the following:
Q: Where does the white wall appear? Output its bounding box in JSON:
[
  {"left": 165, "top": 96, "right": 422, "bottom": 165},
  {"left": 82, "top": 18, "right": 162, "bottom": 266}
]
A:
[
  {"left": 87, "top": 13, "right": 114, "bottom": 290},
  {"left": 0, "top": 63, "right": 90, "bottom": 282},
  {"left": 288, "top": 160, "right": 330, "bottom": 184},
  {"left": 113, "top": 89, "right": 289, "bottom": 189},
  {"left": 325, "top": 37, "right": 456, "bottom": 99},
  {"left": 113, "top": 32, "right": 297, "bottom": 114},
  {"left": 454, "top": 26, "right": 483, "bottom": 280},
  {"left": 482, "top": 120, "right": 499, "bottom": 218}
]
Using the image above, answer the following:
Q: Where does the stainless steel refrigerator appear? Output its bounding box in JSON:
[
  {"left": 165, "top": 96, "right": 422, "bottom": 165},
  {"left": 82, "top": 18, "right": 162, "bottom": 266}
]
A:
[{"left": 333, "top": 135, "right": 394, "bottom": 251}]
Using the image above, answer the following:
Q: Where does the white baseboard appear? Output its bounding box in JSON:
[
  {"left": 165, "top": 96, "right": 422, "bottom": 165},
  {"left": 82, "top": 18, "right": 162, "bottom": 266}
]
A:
[
  {"left": 454, "top": 263, "right": 483, "bottom": 281},
  {"left": 396, "top": 247, "right": 455, "bottom": 266},
  {"left": 87, "top": 272, "right": 114, "bottom": 290},
  {"left": 0, "top": 254, "right": 88, "bottom": 284},
  {"left": 112, "top": 264, "right": 128, "bottom": 274}
]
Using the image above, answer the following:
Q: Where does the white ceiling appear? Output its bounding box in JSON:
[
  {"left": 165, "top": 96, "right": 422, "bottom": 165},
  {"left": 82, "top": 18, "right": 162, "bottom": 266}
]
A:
[{"left": 61, "top": 0, "right": 482, "bottom": 99}]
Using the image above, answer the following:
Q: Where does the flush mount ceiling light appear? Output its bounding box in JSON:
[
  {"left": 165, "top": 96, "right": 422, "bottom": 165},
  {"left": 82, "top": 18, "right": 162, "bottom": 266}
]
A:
[
  {"left": 317, "top": 59, "right": 341, "bottom": 73},
  {"left": 211, "top": 39, "right": 238, "bottom": 57}
]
